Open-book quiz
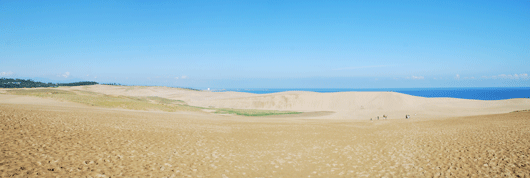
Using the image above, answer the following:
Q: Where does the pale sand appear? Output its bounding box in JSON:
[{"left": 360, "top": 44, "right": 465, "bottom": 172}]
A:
[
  {"left": 62, "top": 85, "right": 530, "bottom": 119},
  {"left": 1, "top": 86, "right": 529, "bottom": 177}
]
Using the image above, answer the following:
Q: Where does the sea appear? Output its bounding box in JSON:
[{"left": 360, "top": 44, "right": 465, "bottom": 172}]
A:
[{"left": 212, "top": 87, "right": 530, "bottom": 100}]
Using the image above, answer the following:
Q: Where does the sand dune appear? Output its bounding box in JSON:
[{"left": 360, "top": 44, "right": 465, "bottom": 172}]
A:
[
  {"left": 64, "top": 85, "right": 530, "bottom": 120},
  {"left": 1, "top": 93, "right": 529, "bottom": 177},
  {"left": 1, "top": 86, "right": 529, "bottom": 177}
]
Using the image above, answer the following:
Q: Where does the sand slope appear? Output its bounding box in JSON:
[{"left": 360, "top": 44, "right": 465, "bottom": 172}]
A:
[
  {"left": 1, "top": 96, "right": 529, "bottom": 177},
  {"left": 1, "top": 86, "right": 530, "bottom": 177},
  {"left": 63, "top": 85, "right": 530, "bottom": 120}
]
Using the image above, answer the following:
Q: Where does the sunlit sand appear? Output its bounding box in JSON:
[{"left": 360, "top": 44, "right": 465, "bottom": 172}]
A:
[{"left": 1, "top": 85, "right": 529, "bottom": 177}]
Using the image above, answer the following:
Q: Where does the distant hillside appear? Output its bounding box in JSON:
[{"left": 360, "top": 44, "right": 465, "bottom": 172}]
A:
[{"left": 1, "top": 78, "right": 98, "bottom": 88}]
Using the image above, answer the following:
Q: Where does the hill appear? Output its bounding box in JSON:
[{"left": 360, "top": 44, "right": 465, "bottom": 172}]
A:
[{"left": 0, "top": 78, "right": 98, "bottom": 88}]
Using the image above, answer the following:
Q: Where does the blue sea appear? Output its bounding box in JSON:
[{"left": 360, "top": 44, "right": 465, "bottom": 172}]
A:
[{"left": 212, "top": 87, "right": 530, "bottom": 100}]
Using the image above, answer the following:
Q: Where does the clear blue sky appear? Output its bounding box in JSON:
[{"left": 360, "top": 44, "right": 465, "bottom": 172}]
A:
[{"left": 1, "top": 0, "right": 529, "bottom": 88}]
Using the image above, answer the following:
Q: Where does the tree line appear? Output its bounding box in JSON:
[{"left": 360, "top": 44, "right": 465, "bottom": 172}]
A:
[{"left": 1, "top": 78, "right": 98, "bottom": 88}]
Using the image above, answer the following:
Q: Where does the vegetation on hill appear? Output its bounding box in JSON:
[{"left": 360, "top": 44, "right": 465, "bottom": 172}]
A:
[
  {"left": 1, "top": 78, "right": 97, "bottom": 88},
  {"left": 5, "top": 89, "right": 202, "bottom": 112}
]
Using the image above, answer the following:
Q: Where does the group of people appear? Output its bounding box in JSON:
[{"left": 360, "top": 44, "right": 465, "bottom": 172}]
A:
[
  {"left": 370, "top": 115, "right": 388, "bottom": 121},
  {"left": 370, "top": 114, "right": 412, "bottom": 121}
]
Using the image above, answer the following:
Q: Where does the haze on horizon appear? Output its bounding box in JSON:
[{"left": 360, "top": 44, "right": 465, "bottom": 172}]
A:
[{"left": 1, "top": 1, "right": 529, "bottom": 89}]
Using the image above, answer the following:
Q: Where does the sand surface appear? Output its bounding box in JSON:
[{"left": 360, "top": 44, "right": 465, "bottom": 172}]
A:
[
  {"left": 59, "top": 85, "right": 530, "bottom": 120},
  {"left": 1, "top": 86, "right": 530, "bottom": 177}
]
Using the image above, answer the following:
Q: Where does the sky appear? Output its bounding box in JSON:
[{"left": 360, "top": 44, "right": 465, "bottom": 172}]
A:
[{"left": 1, "top": 0, "right": 529, "bottom": 89}]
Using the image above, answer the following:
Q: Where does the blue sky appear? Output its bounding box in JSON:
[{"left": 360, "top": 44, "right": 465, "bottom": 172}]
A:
[{"left": 1, "top": 0, "right": 529, "bottom": 88}]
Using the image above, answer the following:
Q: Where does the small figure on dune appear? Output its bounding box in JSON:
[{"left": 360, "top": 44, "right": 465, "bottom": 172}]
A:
[
  {"left": 383, "top": 115, "right": 387, "bottom": 119},
  {"left": 377, "top": 116, "right": 379, "bottom": 120},
  {"left": 406, "top": 115, "right": 410, "bottom": 119}
]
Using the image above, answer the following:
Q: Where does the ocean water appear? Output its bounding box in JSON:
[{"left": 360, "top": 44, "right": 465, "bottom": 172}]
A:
[{"left": 213, "top": 87, "right": 530, "bottom": 100}]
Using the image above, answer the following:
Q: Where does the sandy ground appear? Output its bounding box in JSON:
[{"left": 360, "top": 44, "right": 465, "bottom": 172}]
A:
[{"left": 1, "top": 86, "right": 530, "bottom": 177}]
